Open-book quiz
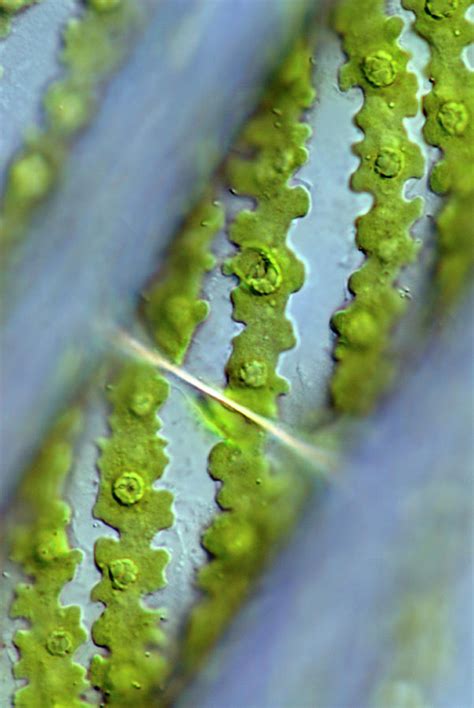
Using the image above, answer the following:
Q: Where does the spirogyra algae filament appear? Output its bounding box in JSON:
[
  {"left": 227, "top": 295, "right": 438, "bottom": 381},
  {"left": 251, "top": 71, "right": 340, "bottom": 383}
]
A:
[
  {"left": 89, "top": 196, "right": 224, "bottom": 705},
  {"left": 330, "top": 0, "right": 425, "bottom": 415},
  {"left": 401, "top": 0, "right": 474, "bottom": 306},
  {"left": 0, "top": 0, "right": 37, "bottom": 38},
  {"left": 2, "top": 3, "right": 470, "bottom": 704},
  {"left": 0, "top": 0, "right": 141, "bottom": 253},
  {"left": 144, "top": 196, "right": 224, "bottom": 364},
  {"left": 9, "top": 411, "right": 88, "bottom": 708},
  {"left": 88, "top": 363, "right": 173, "bottom": 705},
  {"left": 181, "top": 41, "right": 315, "bottom": 672}
]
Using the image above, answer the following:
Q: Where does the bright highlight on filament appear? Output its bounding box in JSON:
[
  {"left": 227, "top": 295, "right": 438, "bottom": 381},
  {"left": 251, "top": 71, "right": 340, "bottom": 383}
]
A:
[{"left": 114, "top": 329, "right": 336, "bottom": 476}]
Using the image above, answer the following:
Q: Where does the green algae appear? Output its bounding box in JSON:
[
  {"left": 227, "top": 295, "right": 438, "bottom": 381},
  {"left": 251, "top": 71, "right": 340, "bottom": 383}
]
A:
[
  {"left": 0, "top": 0, "right": 35, "bottom": 9},
  {"left": 89, "top": 194, "right": 228, "bottom": 704},
  {"left": 401, "top": 0, "right": 474, "bottom": 307},
  {"left": 2, "top": 4, "right": 472, "bottom": 704},
  {"left": 9, "top": 410, "right": 88, "bottom": 708},
  {"left": 0, "top": 1, "right": 37, "bottom": 39},
  {"left": 144, "top": 196, "right": 224, "bottom": 364},
  {"left": 88, "top": 0, "right": 122, "bottom": 11},
  {"left": 6, "top": 187, "right": 227, "bottom": 706},
  {"left": 89, "top": 363, "right": 173, "bottom": 706},
  {"left": 330, "top": 0, "right": 425, "bottom": 415},
  {"left": 5, "top": 6, "right": 154, "bottom": 700},
  {"left": 179, "top": 40, "right": 315, "bottom": 673},
  {"left": 0, "top": 0, "right": 141, "bottom": 254},
  {"left": 0, "top": 15, "right": 10, "bottom": 38}
]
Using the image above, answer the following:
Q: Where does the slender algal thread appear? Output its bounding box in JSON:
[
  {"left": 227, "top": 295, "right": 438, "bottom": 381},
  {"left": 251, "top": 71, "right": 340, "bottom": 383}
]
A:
[
  {"left": 0, "top": 1, "right": 38, "bottom": 38},
  {"left": 10, "top": 411, "right": 89, "bottom": 708},
  {"left": 178, "top": 40, "right": 316, "bottom": 672},
  {"left": 88, "top": 197, "right": 224, "bottom": 706},
  {"left": 401, "top": 0, "right": 474, "bottom": 306},
  {"left": 0, "top": 0, "right": 141, "bottom": 253},
  {"left": 144, "top": 196, "right": 224, "bottom": 364},
  {"left": 330, "top": 0, "right": 425, "bottom": 414},
  {"left": 88, "top": 362, "right": 173, "bottom": 706}
]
